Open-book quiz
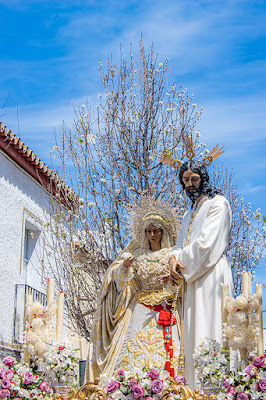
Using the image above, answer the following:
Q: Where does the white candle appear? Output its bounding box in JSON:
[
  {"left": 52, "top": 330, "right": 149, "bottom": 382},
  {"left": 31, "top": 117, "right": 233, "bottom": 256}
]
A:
[
  {"left": 46, "top": 278, "right": 55, "bottom": 306},
  {"left": 23, "top": 293, "right": 33, "bottom": 364},
  {"left": 255, "top": 284, "right": 264, "bottom": 356},
  {"left": 56, "top": 292, "right": 64, "bottom": 343},
  {"left": 242, "top": 272, "right": 250, "bottom": 298},
  {"left": 221, "top": 283, "right": 229, "bottom": 348}
]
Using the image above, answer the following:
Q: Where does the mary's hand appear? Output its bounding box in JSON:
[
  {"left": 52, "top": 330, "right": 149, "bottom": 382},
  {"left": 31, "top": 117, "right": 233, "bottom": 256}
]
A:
[
  {"left": 159, "top": 268, "right": 171, "bottom": 283},
  {"left": 123, "top": 256, "right": 136, "bottom": 269}
]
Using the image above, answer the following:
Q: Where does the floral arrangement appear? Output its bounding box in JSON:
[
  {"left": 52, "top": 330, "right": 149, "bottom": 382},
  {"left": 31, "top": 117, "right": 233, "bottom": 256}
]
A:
[
  {"left": 42, "top": 342, "right": 79, "bottom": 387},
  {"left": 217, "top": 354, "right": 266, "bottom": 400},
  {"left": 0, "top": 355, "right": 51, "bottom": 399},
  {"left": 102, "top": 367, "right": 186, "bottom": 400},
  {"left": 193, "top": 338, "right": 228, "bottom": 386},
  {"left": 25, "top": 301, "right": 56, "bottom": 360},
  {"left": 224, "top": 294, "right": 259, "bottom": 352}
]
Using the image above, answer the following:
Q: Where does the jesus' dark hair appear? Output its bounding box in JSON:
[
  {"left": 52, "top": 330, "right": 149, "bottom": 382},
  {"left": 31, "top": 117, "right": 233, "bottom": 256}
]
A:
[{"left": 178, "top": 160, "right": 222, "bottom": 198}]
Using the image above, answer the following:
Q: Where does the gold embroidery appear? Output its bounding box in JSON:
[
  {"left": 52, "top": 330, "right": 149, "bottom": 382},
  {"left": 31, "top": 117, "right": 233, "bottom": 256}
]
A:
[
  {"left": 136, "top": 289, "right": 174, "bottom": 306},
  {"left": 185, "top": 197, "right": 208, "bottom": 246},
  {"left": 121, "top": 318, "right": 179, "bottom": 370}
]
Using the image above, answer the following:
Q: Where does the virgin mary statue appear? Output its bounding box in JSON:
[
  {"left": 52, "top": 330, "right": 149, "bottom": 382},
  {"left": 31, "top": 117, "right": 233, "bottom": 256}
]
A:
[{"left": 85, "top": 197, "right": 183, "bottom": 384}]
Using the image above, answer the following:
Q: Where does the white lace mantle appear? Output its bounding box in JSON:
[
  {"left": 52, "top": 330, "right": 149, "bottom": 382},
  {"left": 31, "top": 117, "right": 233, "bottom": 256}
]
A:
[{"left": 133, "top": 247, "right": 171, "bottom": 288}]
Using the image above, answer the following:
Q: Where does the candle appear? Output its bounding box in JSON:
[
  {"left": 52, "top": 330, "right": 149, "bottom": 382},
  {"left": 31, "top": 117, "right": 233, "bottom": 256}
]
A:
[
  {"left": 56, "top": 292, "right": 64, "bottom": 343},
  {"left": 255, "top": 284, "right": 264, "bottom": 356},
  {"left": 221, "top": 283, "right": 229, "bottom": 348},
  {"left": 242, "top": 271, "right": 250, "bottom": 298},
  {"left": 23, "top": 293, "right": 33, "bottom": 364},
  {"left": 46, "top": 278, "right": 55, "bottom": 306}
]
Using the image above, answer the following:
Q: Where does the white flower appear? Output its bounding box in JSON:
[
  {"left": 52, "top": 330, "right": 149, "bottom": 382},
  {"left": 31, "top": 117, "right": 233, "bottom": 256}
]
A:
[
  {"left": 100, "top": 178, "right": 107, "bottom": 183},
  {"left": 234, "top": 295, "right": 248, "bottom": 309}
]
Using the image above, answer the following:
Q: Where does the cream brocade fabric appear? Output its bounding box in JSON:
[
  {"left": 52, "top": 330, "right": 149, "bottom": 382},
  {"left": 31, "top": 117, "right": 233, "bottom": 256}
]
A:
[{"left": 86, "top": 247, "right": 180, "bottom": 383}]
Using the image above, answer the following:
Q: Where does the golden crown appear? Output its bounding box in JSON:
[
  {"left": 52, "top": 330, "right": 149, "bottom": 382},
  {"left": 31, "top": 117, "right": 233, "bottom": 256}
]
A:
[{"left": 157, "top": 134, "right": 224, "bottom": 170}]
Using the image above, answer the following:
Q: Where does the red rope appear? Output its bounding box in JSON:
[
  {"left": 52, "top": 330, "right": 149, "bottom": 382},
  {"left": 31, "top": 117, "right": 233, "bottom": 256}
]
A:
[{"left": 141, "top": 303, "right": 176, "bottom": 377}]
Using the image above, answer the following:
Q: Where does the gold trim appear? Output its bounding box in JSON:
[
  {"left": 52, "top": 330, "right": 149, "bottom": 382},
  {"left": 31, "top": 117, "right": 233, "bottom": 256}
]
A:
[
  {"left": 162, "top": 379, "right": 217, "bottom": 400},
  {"left": 67, "top": 379, "right": 106, "bottom": 400},
  {"left": 185, "top": 197, "right": 208, "bottom": 246},
  {"left": 136, "top": 288, "right": 174, "bottom": 306}
]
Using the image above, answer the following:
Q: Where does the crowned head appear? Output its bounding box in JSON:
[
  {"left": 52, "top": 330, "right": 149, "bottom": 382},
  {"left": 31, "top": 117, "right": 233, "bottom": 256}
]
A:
[
  {"left": 126, "top": 196, "right": 180, "bottom": 249},
  {"left": 135, "top": 211, "right": 176, "bottom": 249}
]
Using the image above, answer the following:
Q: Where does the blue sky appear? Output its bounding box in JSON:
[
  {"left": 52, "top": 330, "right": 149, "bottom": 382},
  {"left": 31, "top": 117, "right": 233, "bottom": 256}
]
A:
[{"left": 1, "top": 2, "right": 266, "bottom": 268}]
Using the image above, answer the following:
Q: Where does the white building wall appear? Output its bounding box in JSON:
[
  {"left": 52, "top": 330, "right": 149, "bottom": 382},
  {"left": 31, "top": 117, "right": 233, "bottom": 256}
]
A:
[{"left": 0, "top": 150, "right": 55, "bottom": 344}]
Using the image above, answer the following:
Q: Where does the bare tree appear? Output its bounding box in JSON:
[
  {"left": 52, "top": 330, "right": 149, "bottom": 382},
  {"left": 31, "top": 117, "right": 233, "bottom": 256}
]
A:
[
  {"left": 212, "top": 166, "right": 266, "bottom": 296},
  {"left": 43, "top": 38, "right": 265, "bottom": 341}
]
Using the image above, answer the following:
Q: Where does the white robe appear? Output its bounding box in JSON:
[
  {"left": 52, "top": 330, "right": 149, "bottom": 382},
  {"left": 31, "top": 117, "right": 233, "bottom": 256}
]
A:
[{"left": 169, "top": 195, "right": 233, "bottom": 389}]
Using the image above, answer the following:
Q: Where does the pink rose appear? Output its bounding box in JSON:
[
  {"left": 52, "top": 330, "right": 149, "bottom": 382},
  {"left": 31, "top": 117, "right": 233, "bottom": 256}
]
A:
[
  {"left": 117, "top": 369, "right": 125, "bottom": 376},
  {"left": 14, "top": 398, "right": 22, "bottom": 400},
  {"left": 174, "top": 375, "right": 186, "bottom": 385},
  {"left": 39, "top": 381, "right": 51, "bottom": 392},
  {"left": 147, "top": 368, "right": 160, "bottom": 380},
  {"left": 107, "top": 380, "right": 121, "bottom": 393},
  {"left": 227, "top": 386, "right": 236, "bottom": 396},
  {"left": 3, "top": 356, "right": 16, "bottom": 367},
  {"left": 0, "top": 389, "right": 11, "bottom": 398},
  {"left": 236, "top": 393, "right": 249, "bottom": 400},
  {"left": 128, "top": 378, "right": 139, "bottom": 387},
  {"left": 258, "top": 379, "right": 266, "bottom": 392},
  {"left": 244, "top": 364, "right": 257, "bottom": 376},
  {"left": 3, "top": 369, "right": 14, "bottom": 380},
  {"left": 131, "top": 385, "right": 145, "bottom": 399},
  {"left": 1, "top": 379, "right": 11, "bottom": 389},
  {"left": 23, "top": 371, "right": 35, "bottom": 384},
  {"left": 253, "top": 357, "right": 265, "bottom": 368},
  {"left": 151, "top": 379, "right": 163, "bottom": 394},
  {"left": 222, "top": 377, "right": 230, "bottom": 388}
]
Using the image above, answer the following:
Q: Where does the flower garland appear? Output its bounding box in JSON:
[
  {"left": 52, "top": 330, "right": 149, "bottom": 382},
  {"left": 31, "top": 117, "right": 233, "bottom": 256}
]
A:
[
  {"left": 193, "top": 338, "right": 228, "bottom": 386},
  {"left": 217, "top": 355, "right": 266, "bottom": 399},
  {"left": 224, "top": 294, "right": 259, "bottom": 352},
  {"left": 194, "top": 337, "right": 266, "bottom": 399},
  {"left": 25, "top": 301, "right": 56, "bottom": 361},
  {"left": 42, "top": 342, "right": 79, "bottom": 387},
  {"left": 102, "top": 367, "right": 186, "bottom": 400},
  {"left": 0, "top": 356, "right": 51, "bottom": 399}
]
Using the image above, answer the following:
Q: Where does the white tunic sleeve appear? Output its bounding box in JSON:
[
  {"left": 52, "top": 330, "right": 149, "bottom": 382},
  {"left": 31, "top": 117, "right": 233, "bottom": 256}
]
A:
[{"left": 170, "top": 196, "right": 231, "bottom": 284}]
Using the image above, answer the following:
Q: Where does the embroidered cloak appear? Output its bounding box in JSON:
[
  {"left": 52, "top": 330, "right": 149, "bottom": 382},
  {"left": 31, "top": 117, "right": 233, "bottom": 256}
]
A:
[{"left": 85, "top": 246, "right": 181, "bottom": 384}]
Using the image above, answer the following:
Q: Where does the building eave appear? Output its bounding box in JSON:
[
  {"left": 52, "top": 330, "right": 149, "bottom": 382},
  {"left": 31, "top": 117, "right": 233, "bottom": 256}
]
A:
[{"left": 0, "top": 121, "right": 77, "bottom": 207}]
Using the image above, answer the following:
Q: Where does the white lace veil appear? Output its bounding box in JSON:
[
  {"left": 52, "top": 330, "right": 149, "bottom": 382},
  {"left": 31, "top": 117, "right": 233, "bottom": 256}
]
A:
[{"left": 116, "top": 211, "right": 177, "bottom": 260}]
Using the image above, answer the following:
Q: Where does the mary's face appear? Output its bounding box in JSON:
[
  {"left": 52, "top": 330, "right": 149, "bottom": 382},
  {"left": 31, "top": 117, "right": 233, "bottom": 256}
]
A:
[{"left": 145, "top": 223, "right": 162, "bottom": 246}]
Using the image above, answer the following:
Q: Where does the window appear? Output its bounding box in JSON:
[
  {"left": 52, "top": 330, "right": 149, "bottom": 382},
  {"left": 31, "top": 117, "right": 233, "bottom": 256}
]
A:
[{"left": 22, "top": 220, "right": 40, "bottom": 284}]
